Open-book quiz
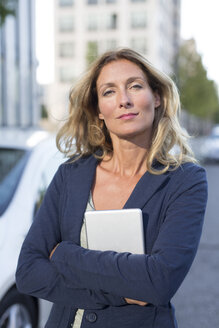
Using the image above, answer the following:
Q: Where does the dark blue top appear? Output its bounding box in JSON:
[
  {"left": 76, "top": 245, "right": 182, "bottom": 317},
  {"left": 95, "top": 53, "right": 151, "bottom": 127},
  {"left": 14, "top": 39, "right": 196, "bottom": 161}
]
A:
[{"left": 16, "top": 155, "right": 208, "bottom": 328}]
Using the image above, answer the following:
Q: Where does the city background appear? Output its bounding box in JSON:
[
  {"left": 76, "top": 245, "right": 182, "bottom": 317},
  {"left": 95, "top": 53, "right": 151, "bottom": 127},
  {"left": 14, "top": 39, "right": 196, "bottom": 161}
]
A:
[{"left": 0, "top": 0, "right": 219, "bottom": 327}]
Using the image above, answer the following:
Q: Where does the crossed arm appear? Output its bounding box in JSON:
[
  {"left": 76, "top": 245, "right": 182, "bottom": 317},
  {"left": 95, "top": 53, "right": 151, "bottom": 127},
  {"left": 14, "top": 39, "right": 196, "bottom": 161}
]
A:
[{"left": 49, "top": 243, "right": 147, "bottom": 307}]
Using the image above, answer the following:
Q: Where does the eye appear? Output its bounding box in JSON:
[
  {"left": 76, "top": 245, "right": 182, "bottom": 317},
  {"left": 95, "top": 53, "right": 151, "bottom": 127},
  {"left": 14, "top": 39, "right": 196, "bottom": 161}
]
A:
[
  {"left": 130, "top": 84, "right": 143, "bottom": 90},
  {"left": 102, "top": 89, "right": 114, "bottom": 97}
]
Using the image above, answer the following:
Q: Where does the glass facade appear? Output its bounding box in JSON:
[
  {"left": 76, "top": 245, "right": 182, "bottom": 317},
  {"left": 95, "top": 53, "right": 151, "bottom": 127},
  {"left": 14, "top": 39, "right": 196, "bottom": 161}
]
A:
[
  {"left": 0, "top": 0, "right": 38, "bottom": 127},
  {"left": 0, "top": 29, "right": 3, "bottom": 125}
]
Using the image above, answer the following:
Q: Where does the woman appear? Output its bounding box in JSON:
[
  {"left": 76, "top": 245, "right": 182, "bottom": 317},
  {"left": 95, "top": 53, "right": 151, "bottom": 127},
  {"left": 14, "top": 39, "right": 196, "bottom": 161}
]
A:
[{"left": 16, "top": 48, "right": 207, "bottom": 328}]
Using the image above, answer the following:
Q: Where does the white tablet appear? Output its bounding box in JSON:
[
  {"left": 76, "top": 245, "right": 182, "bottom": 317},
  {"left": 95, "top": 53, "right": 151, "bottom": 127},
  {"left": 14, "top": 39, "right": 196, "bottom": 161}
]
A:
[{"left": 84, "top": 208, "right": 145, "bottom": 254}]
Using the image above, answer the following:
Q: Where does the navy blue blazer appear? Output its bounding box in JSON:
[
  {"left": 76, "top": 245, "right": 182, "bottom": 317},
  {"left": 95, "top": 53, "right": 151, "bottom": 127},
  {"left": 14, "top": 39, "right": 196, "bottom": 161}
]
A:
[{"left": 16, "top": 155, "right": 208, "bottom": 328}]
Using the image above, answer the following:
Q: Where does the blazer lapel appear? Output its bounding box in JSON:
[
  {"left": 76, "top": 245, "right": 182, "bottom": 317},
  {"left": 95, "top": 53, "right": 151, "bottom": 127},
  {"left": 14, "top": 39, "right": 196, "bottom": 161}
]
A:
[
  {"left": 123, "top": 169, "right": 170, "bottom": 210},
  {"left": 65, "top": 155, "right": 98, "bottom": 243}
]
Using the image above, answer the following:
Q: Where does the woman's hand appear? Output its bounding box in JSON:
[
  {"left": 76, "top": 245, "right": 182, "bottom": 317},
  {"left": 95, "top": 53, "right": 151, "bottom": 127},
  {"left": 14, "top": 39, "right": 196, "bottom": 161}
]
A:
[
  {"left": 124, "top": 298, "right": 148, "bottom": 306},
  {"left": 49, "top": 243, "right": 60, "bottom": 259}
]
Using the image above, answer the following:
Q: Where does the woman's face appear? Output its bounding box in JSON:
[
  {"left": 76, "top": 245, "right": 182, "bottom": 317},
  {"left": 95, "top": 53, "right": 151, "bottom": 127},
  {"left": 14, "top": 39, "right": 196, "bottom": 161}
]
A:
[{"left": 96, "top": 59, "right": 160, "bottom": 143}]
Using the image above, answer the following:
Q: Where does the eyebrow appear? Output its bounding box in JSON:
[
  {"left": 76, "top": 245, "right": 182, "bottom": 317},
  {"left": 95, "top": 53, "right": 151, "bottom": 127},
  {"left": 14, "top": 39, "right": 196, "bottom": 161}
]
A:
[{"left": 98, "top": 76, "right": 146, "bottom": 91}]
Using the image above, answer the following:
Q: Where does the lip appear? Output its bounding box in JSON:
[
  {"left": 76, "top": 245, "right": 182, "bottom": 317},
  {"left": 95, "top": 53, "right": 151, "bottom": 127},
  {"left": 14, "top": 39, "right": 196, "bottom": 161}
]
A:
[{"left": 117, "top": 113, "right": 139, "bottom": 120}]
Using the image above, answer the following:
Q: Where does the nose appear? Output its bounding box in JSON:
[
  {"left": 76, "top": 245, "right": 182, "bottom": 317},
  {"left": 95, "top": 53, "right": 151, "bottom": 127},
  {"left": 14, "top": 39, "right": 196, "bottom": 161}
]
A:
[{"left": 118, "top": 90, "right": 133, "bottom": 109}]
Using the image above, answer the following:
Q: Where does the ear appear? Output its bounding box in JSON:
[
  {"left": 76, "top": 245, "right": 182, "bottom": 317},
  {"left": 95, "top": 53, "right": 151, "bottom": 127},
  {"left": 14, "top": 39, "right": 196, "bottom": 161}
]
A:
[
  {"left": 99, "top": 112, "right": 104, "bottom": 120},
  {"left": 154, "top": 92, "right": 161, "bottom": 108}
]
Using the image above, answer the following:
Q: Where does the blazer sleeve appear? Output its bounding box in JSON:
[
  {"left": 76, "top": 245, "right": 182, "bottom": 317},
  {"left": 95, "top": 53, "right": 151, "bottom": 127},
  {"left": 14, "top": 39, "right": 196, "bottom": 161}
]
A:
[
  {"left": 15, "top": 165, "right": 126, "bottom": 308},
  {"left": 50, "top": 164, "right": 208, "bottom": 306}
]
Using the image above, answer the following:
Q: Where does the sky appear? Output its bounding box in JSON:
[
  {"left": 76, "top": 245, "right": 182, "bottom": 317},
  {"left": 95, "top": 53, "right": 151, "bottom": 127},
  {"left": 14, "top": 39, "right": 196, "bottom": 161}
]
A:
[
  {"left": 36, "top": 0, "right": 219, "bottom": 86},
  {"left": 181, "top": 0, "right": 219, "bottom": 87},
  {"left": 35, "top": 0, "right": 54, "bottom": 84}
]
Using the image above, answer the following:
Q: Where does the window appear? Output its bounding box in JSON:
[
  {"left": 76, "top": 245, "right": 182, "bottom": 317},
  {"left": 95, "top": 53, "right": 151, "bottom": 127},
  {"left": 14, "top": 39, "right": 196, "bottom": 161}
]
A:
[
  {"left": 87, "top": 15, "right": 98, "bottom": 31},
  {"left": 59, "top": 16, "right": 74, "bottom": 33},
  {"left": 59, "top": 66, "right": 75, "bottom": 83},
  {"left": 59, "top": 0, "right": 74, "bottom": 6},
  {"left": 106, "top": 0, "right": 117, "bottom": 3},
  {"left": 0, "top": 148, "right": 29, "bottom": 216},
  {"left": 131, "top": 12, "right": 147, "bottom": 28},
  {"left": 105, "top": 39, "right": 117, "bottom": 51},
  {"left": 87, "top": 0, "right": 98, "bottom": 4},
  {"left": 59, "top": 42, "right": 75, "bottom": 57},
  {"left": 106, "top": 13, "right": 117, "bottom": 29},
  {"left": 131, "top": 37, "right": 147, "bottom": 54}
]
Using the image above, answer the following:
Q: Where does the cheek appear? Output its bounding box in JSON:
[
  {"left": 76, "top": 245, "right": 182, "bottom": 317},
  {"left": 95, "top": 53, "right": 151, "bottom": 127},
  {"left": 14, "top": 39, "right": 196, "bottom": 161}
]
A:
[
  {"left": 138, "top": 96, "right": 154, "bottom": 112},
  {"left": 98, "top": 100, "right": 115, "bottom": 119},
  {"left": 141, "top": 92, "right": 157, "bottom": 110}
]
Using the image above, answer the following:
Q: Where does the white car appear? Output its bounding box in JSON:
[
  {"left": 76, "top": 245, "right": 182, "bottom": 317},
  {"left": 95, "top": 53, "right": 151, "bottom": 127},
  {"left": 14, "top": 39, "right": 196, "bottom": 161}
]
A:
[
  {"left": 0, "top": 129, "right": 66, "bottom": 327},
  {"left": 200, "top": 125, "right": 219, "bottom": 162}
]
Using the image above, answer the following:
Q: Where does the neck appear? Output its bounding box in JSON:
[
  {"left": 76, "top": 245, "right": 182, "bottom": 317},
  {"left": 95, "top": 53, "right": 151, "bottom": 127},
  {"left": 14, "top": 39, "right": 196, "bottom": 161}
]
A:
[{"left": 103, "top": 135, "right": 150, "bottom": 177}]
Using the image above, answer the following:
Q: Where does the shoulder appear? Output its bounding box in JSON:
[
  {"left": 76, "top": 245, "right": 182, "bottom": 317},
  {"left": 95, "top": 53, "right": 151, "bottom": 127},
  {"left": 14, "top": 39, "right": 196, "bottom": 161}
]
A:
[
  {"left": 153, "top": 161, "right": 207, "bottom": 186},
  {"left": 56, "top": 153, "right": 98, "bottom": 179},
  {"left": 169, "top": 162, "right": 206, "bottom": 182},
  {"left": 166, "top": 162, "right": 208, "bottom": 200},
  {"left": 60, "top": 153, "right": 97, "bottom": 168}
]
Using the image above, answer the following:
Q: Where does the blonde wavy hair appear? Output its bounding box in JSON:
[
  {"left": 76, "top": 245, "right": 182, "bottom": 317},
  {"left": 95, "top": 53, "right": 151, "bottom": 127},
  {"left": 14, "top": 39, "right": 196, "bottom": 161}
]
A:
[{"left": 56, "top": 48, "right": 196, "bottom": 174}]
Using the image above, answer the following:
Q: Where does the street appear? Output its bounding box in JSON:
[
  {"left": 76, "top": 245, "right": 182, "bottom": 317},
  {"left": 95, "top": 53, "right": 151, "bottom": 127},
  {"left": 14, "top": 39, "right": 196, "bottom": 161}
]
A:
[{"left": 173, "top": 164, "right": 219, "bottom": 327}]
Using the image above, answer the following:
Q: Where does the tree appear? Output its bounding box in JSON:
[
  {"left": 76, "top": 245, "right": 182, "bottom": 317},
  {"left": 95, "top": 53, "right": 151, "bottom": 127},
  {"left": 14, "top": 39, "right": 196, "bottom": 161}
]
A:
[
  {"left": 86, "top": 41, "right": 98, "bottom": 66},
  {"left": 176, "top": 39, "right": 219, "bottom": 120},
  {"left": 41, "top": 104, "right": 48, "bottom": 119},
  {"left": 0, "top": 0, "right": 16, "bottom": 26}
]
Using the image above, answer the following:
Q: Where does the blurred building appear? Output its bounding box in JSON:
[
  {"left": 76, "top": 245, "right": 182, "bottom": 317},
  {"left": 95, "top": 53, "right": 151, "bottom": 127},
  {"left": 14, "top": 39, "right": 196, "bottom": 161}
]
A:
[
  {"left": 0, "top": 0, "right": 39, "bottom": 127},
  {"left": 45, "top": 0, "right": 181, "bottom": 124}
]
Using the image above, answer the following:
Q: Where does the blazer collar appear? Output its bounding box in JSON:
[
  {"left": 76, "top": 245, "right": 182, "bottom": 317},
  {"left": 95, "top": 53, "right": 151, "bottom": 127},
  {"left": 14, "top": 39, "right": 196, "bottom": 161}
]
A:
[
  {"left": 65, "top": 155, "right": 98, "bottom": 243},
  {"left": 67, "top": 154, "right": 98, "bottom": 217},
  {"left": 68, "top": 155, "right": 170, "bottom": 228},
  {"left": 123, "top": 168, "right": 169, "bottom": 210}
]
